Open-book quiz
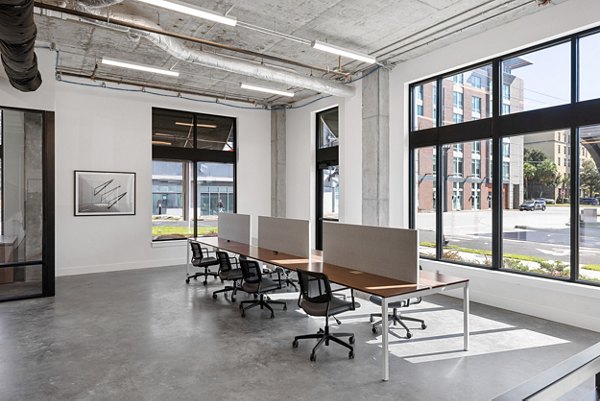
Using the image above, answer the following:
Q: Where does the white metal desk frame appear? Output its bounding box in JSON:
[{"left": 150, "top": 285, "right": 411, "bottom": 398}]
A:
[{"left": 186, "top": 237, "right": 470, "bottom": 382}]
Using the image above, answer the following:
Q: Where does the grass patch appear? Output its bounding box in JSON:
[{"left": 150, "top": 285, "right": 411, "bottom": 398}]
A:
[
  {"left": 152, "top": 225, "right": 217, "bottom": 238},
  {"left": 582, "top": 264, "right": 600, "bottom": 272}
]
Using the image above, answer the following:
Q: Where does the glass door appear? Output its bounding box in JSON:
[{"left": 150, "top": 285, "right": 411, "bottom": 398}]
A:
[{"left": 0, "top": 107, "right": 54, "bottom": 301}]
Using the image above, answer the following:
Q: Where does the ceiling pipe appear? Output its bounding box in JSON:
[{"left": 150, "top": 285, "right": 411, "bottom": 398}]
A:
[
  {"left": 67, "top": 2, "right": 354, "bottom": 97},
  {"left": 0, "top": 0, "right": 42, "bottom": 91}
]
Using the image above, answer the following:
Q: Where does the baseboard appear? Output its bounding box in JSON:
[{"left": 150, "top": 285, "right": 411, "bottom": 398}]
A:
[{"left": 56, "top": 257, "right": 186, "bottom": 277}]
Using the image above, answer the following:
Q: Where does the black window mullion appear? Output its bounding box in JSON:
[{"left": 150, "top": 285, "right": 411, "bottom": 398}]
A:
[
  {"left": 435, "top": 78, "right": 443, "bottom": 260},
  {"left": 570, "top": 36, "right": 579, "bottom": 282},
  {"left": 408, "top": 147, "right": 415, "bottom": 229},
  {"left": 491, "top": 60, "right": 502, "bottom": 270}
]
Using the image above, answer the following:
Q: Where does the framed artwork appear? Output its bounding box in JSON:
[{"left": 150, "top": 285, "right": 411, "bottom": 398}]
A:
[{"left": 74, "top": 171, "right": 136, "bottom": 216}]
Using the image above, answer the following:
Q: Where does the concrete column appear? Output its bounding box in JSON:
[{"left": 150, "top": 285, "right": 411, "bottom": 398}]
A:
[
  {"left": 362, "top": 67, "right": 390, "bottom": 226},
  {"left": 271, "top": 109, "right": 286, "bottom": 217}
]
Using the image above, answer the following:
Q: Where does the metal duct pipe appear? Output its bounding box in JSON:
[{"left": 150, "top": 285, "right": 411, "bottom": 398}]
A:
[
  {"left": 75, "top": 2, "right": 355, "bottom": 97},
  {"left": 0, "top": 0, "right": 42, "bottom": 91},
  {"left": 77, "top": 0, "right": 122, "bottom": 8}
]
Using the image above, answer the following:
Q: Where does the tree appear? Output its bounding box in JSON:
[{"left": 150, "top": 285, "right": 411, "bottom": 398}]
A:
[
  {"left": 533, "top": 159, "right": 560, "bottom": 197},
  {"left": 523, "top": 162, "right": 536, "bottom": 199},
  {"left": 580, "top": 160, "right": 600, "bottom": 197},
  {"left": 524, "top": 148, "right": 548, "bottom": 163}
]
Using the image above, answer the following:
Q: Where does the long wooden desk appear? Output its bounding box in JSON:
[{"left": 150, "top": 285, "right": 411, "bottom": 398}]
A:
[{"left": 187, "top": 236, "right": 470, "bottom": 381}]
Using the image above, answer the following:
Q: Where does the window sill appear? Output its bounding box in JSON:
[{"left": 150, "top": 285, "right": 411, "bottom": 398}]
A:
[{"left": 151, "top": 240, "right": 187, "bottom": 248}]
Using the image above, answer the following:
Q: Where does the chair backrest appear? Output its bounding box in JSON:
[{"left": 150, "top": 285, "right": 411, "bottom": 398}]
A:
[
  {"left": 190, "top": 241, "right": 204, "bottom": 260},
  {"left": 297, "top": 270, "right": 332, "bottom": 305},
  {"left": 239, "top": 259, "right": 262, "bottom": 284},
  {"left": 216, "top": 251, "right": 232, "bottom": 272}
]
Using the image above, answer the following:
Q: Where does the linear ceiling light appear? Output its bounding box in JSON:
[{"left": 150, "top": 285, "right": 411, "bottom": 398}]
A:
[
  {"left": 175, "top": 122, "right": 218, "bottom": 128},
  {"left": 152, "top": 140, "right": 172, "bottom": 145},
  {"left": 311, "top": 40, "right": 376, "bottom": 64},
  {"left": 240, "top": 83, "right": 294, "bottom": 97},
  {"left": 133, "top": 0, "right": 237, "bottom": 26},
  {"left": 101, "top": 57, "right": 179, "bottom": 77}
]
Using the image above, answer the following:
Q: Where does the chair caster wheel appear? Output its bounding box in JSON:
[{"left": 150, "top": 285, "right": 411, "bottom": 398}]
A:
[
  {"left": 292, "top": 340, "right": 298, "bottom": 348},
  {"left": 372, "top": 326, "right": 378, "bottom": 334},
  {"left": 349, "top": 351, "right": 354, "bottom": 359},
  {"left": 406, "top": 332, "right": 413, "bottom": 339},
  {"left": 349, "top": 336, "right": 355, "bottom": 345},
  {"left": 421, "top": 323, "right": 427, "bottom": 329},
  {"left": 185, "top": 278, "right": 190, "bottom": 284},
  {"left": 212, "top": 294, "right": 217, "bottom": 299},
  {"left": 310, "top": 353, "right": 316, "bottom": 362}
]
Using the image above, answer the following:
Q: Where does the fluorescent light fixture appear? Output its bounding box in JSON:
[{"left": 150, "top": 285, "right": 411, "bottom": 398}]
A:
[
  {"left": 311, "top": 40, "right": 376, "bottom": 64},
  {"left": 152, "top": 140, "right": 172, "bottom": 145},
  {"left": 101, "top": 57, "right": 179, "bottom": 77},
  {"left": 175, "top": 122, "right": 218, "bottom": 128},
  {"left": 240, "top": 83, "right": 294, "bottom": 97},
  {"left": 133, "top": 0, "right": 237, "bottom": 26}
]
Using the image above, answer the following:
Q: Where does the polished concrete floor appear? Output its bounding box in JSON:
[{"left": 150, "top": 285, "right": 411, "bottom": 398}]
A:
[{"left": 1, "top": 265, "right": 598, "bottom": 401}]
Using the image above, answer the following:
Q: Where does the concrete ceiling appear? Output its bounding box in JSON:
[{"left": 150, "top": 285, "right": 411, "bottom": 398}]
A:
[{"left": 32, "top": 0, "right": 564, "bottom": 106}]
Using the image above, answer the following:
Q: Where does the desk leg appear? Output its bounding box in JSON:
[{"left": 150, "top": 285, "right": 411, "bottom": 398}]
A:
[
  {"left": 463, "top": 282, "right": 470, "bottom": 351},
  {"left": 382, "top": 297, "right": 389, "bottom": 381},
  {"left": 186, "top": 239, "right": 190, "bottom": 278}
]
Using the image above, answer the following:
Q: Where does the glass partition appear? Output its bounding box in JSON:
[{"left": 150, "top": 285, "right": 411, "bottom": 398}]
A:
[{"left": 0, "top": 109, "right": 46, "bottom": 301}]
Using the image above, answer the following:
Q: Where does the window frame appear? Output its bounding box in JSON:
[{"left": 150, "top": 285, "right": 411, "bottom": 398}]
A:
[
  {"left": 152, "top": 108, "right": 237, "bottom": 242},
  {"left": 408, "top": 26, "right": 600, "bottom": 287}
]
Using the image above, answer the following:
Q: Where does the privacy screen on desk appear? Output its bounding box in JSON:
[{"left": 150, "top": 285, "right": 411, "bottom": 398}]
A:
[
  {"left": 323, "top": 222, "right": 419, "bottom": 284},
  {"left": 218, "top": 213, "right": 251, "bottom": 244},
  {"left": 257, "top": 216, "right": 310, "bottom": 258}
]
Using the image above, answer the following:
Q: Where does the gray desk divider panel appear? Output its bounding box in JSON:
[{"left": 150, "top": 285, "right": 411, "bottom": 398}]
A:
[
  {"left": 257, "top": 216, "right": 310, "bottom": 258},
  {"left": 218, "top": 213, "right": 251, "bottom": 244},
  {"left": 323, "top": 222, "right": 419, "bottom": 284}
]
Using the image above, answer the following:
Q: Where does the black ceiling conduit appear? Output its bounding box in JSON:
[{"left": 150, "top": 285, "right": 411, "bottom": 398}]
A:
[{"left": 0, "top": 0, "right": 42, "bottom": 91}]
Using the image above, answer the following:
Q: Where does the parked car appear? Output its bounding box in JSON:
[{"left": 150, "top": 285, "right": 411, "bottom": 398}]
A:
[
  {"left": 580, "top": 197, "right": 599, "bottom": 205},
  {"left": 520, "top": 199, "right": 546, "bottom": 211}
]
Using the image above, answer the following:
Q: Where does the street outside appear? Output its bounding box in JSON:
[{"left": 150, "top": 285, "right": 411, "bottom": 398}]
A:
[{"left": 417, "top": 206, "right": 600, "bottom": 278}]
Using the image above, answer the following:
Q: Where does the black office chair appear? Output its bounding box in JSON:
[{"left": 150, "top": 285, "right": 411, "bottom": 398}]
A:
[
  {"left": 238, "top": 259, "right": 287, "bottom": 318},
  {"left": 186, "top": 241, "right": 220, "bottom": 285},
  {"left": 293, "top": 270, "right": 355, "bottom": 361},
  {"left": 212, "top": 251, "right": 243, "bottom": 301},
  {"left": 369, "top": 296, "right": 426, "bottom": 338}
]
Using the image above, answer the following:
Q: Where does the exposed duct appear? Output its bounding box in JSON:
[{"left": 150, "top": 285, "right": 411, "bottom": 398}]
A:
[
  {"left": 77, "top": 0, "right": 122, "bottom": 8},
  {"left": 0, "top": 0, "right": 42, "bottom": 91},
  {"left": 74, "top": 1, "right": 355, "bottom": 98}
]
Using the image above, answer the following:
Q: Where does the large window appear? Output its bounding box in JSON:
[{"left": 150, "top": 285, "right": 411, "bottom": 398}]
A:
[
  {"left": 152, "top": 108, "right": 236, "bottom": 241},
  {"left": 316, "top": 107, "right": 339, "bottom": 250},
  {"left": 409, "top": 27, "right": 600, "bottom": 286}
]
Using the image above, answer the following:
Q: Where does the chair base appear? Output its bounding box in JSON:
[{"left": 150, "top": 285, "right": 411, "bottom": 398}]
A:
[
  {"left": 239, "top": 294, "right": 287, "bottom": 318},
  {"left": 293, "top": 325, "right": 355, "bottom": 361},
  {"left": 370, "top": 308, "right": 426, "bottom": 339},
  {"left": 186, "top": 268, "right": 218, "bottom": 285},
  {"left": 212, "top": 282, "right": 239, "bottom": 301}
]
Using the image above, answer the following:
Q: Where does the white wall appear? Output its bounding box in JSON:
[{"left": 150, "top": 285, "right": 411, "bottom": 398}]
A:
[
  {"left": 53, "top": 83, "right": 271, "bottom": 276},
  {"left": 0, "top": 48, "right": 271, "bottom": 276},
  {"left": 285, "top": 81, "right": 362, "bottom": 247},
  {"left": 390, "top": 0, "right": 600, "bottom": 332},
  {"left": 0, "top": 49, "right": 56, "bottom": 112}
]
